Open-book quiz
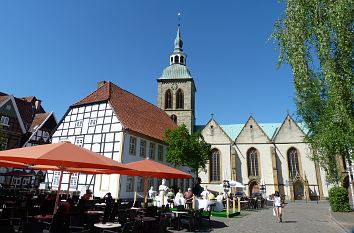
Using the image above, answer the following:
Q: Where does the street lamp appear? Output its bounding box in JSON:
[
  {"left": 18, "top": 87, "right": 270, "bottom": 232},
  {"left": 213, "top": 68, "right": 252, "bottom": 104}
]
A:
[{"left": 347, "top": 166, "right": 354, "bottom": 209}]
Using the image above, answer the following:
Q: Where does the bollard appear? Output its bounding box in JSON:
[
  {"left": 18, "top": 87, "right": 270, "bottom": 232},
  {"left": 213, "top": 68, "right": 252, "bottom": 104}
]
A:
[
  {"left": 232, "top": 198, "right": 235, "bottom": 213},
  {"left": 192, "top": 195, "right": 195, "bottom": 209},
  {"left": 226, "top": 197, "right": 229, "bottom": 218},
  {"left": 238, "top": 197, "right": 241, "bottom": 213}
]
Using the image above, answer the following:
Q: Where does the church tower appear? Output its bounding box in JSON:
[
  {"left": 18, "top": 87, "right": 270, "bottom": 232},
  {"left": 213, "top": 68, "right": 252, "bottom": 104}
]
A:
[{"left": 157, "top": 24, "right": 196, "bottom": 133}]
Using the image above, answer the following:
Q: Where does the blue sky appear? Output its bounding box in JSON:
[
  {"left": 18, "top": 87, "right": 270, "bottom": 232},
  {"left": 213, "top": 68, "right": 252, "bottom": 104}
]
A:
[{"left": 0, "top": 1, "right": 296, "bottom": 125}]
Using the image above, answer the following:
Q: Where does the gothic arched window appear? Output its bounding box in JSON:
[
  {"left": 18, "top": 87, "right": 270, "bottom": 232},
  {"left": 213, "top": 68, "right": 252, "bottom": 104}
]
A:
[
  {"left": 176, "top": 89, "right": 184, "bottom": 109},
  {"left": 287, "top": 147, "right": 300, "bottom": 178},
  {"left": 165, "top": 90, "right": 172, "bottom": 109},
  {"left": 170, "top": 114, "right": 177, "bottom": 123},
  {"left": 247, "top": 147, "right": 259, "bottom": 177},
  {"left": 175, "top": 55, "right": 179, "bottom": 63},
  {"left": 209, "top": 149, "right": 221, "bottom": 182}
]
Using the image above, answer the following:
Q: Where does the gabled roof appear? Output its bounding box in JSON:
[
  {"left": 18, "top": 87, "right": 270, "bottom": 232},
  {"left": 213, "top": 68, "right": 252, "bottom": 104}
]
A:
[
  {"left": 14, "top": 98, "right": 36, "bottom": 130},
  {"left": 200, "top": 117, "right": 233, "bottom": 143},
  {"left": 258, "top": 123, "right": 282, "bottom": 140},
  {"left": 0, "top": 95, "right": 9, "bottom": 104},
  {"left": 220, "top": 124, "right": 244, "bottom": 141},
  {"left": 0, "top": 91, "right": 54, "bottom": 135},
  {"left": 72, "top": 81, "right": 177, "bottom": 141},
  {"left": 29, "top": 112, "right": 53, "bottom": 132}
]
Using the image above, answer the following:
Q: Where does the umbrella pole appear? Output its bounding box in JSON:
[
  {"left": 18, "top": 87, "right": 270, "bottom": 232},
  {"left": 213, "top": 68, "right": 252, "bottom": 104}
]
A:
[
  {"left": 66, "top": 172, "right": 72, "bottom": 199},
  {"left": 53, "top": 171, "right": 63, "bottom": 215},
  {"left": 143, "top": 177, "right": 148, "bottom": 205}
]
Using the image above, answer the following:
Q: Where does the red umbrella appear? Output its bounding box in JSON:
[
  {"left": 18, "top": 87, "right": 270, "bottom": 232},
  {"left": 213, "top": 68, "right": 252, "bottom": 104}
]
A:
[
  {"left": 0, "top": 142, "right": 136, "bottom": 213},
  {"left": 125, "top": 158, "right": 192, "bottom": 179},
  {"left": 0, "top": 160, "right": 27, "bottom": 169},
  {"left": 124, "top": 158, "right": 192, "bottom": 203}
]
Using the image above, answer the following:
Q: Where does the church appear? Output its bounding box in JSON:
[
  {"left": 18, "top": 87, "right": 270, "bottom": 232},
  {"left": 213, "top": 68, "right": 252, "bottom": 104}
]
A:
[
  {"left": 155, "top": 25, "right": 330, "bottom": 201},
  {"left": 48, "top": 24, "right": 330, "bottom": 200}
]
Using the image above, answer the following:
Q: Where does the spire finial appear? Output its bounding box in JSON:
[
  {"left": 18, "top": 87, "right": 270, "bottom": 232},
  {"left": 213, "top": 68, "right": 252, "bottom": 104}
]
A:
[
  {"left": 211, "top": 113, "right": 214, "bottom": 119},
  {"left": 174, "top": 13, "right": 183, "bottom": 52},
  {"left": 177, "top": 12, "right": 181, "bottom": 27}
]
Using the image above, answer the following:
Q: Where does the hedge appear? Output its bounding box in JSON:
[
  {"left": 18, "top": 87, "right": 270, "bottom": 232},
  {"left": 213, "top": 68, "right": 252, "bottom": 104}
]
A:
[{"left": 328, "top": 186, "right": 351, "bottom": 212}]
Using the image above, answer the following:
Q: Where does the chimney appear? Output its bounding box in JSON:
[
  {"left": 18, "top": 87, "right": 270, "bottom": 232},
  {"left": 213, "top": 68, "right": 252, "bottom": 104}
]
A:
[
  {"left": 97, "top": 81, "right": 107, "bottom": 89},
  {"left": 35, "top": 100, "right": 42, "bottom": 110}
]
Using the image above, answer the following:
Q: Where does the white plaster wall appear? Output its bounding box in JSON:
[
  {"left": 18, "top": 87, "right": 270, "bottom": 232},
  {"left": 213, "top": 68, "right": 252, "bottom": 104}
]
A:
[
  {"left": 235, "top": 143, "right": 275, "bottom": 197},
  {"left": 118, "top": 132, "right": 191, "bottom": 199},
  {"left": 199, "top": 144, "right": 231, "bottom": 193}
]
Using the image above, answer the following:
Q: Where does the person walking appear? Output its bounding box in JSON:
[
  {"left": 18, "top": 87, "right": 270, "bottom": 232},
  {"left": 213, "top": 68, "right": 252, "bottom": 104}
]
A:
[{"left": 273, "top": 191, "right": 283, "bottom": 223}]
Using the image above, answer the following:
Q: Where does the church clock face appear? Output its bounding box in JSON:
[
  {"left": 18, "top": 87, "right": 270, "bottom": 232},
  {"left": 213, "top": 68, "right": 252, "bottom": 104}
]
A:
[{"left": 171, "top": 83, "right": 178, "bottom": 91}]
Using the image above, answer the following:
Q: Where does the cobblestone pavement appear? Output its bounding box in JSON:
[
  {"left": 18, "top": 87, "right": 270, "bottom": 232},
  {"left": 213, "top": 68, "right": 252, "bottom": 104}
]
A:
[{"left": 169, "top": 201, "right": 345, "bottom": 233}]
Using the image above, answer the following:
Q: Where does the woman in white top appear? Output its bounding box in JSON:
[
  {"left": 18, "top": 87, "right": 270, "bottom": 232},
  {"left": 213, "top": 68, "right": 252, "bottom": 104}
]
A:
[{"left": 273, "top": 191, "right": 283, "bottom": 223}]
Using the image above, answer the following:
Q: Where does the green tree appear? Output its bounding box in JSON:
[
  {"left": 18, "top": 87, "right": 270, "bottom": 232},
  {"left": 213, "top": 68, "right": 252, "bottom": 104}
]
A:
[
  {"left": 164, "top": 124, "right": 211, "bottom": 178},
  {"left": 273, "top": 0, "right": 354, "bottom": 183}
]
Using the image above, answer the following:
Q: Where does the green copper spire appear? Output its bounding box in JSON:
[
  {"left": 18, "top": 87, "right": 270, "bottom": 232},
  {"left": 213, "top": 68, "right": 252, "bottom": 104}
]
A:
[{"left": 174, "top": 25, "right": 183, "bottom": 52}]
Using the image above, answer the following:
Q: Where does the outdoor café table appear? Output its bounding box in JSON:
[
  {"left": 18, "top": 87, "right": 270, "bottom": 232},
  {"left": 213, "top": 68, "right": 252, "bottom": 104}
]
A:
[
  {"left": 33, "top": 214, "right": 54, "bottom": 221},
  {"left": 171, "top": 210, "right": 189, "bottom": 231},
  {"left": 134, "top": 216, "right": 156, "bottom": 232},
  {"left": 94, "top": 222, "right": 121, "bottom": 233}
]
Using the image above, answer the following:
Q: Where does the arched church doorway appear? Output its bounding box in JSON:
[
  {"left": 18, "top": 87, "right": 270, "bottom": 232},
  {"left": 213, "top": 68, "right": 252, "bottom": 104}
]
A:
[
  {"left": 249, "top": 180, "right": 260, "bottom": 196},
  {"left": 293, "top": 181, "right": 304, "bottom": 200}
]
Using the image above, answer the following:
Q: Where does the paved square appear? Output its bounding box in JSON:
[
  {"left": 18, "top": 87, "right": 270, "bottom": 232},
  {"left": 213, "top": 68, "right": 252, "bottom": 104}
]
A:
[{"left": 170, "top": 201, "right": 344, "bottom": 233}]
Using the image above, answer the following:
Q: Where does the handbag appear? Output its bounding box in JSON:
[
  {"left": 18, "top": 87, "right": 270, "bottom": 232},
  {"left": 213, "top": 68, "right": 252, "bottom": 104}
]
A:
[{"left": 272, "top": 208, "right": 276, "bottom": 216}]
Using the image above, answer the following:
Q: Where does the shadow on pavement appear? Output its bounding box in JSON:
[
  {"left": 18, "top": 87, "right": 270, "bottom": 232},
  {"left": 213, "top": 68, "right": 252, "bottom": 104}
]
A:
[{"left": 282, "top": 220, "right": 298, "bottom": 223}]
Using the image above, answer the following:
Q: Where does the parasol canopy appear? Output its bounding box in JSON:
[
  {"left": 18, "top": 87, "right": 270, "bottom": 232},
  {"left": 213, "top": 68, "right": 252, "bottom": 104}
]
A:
[
  {"left": 0, "top": 160, "right": 27, "bottom": 169},
  {"left": 0, "top": 142, "right": 132, "bottom": 172},
  {"left": 125, "top": 158, "right": 192, "bottom": 179},
  {"left": 0, "top": 142, "right": 137, "bottom": 214}
]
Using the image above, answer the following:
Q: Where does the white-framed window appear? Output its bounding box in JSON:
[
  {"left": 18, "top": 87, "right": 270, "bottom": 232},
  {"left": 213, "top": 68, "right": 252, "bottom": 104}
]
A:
[
  {"left": 0, "top": 116, "right": 9, "bottom": 126},
  {"left": 158, "top": 145, "right": 163, "bottom": 161},
  {"left": 75, "top": 120, "right": 83, "bottom": 128},
  {"left": 12, "top": 177, "right": 21, "bottom": 185},
  {"left": 75, "top": 137, "right": 84, "bottom": 147},
  {"left": 52, "top": 171, "right": 61, "bottom": 188},
  {"left": 140, "top": 140, "right": 146, "bottom": 157},
  {"left": 22, "top": 177, "right": 30, "bottom": 186},
  {"left": 89, "top": 118, "right": 97, "bottom": 126},
  {"left": 126, "top": 176, "right": 134, "bottom": 192},
  {"left": 149, "top": 143, "right": 155, "bottom": 160},
  {"left": 69, "top": 173, "right": 79, "bottom": 189},
  {"left": 137, "top": 177, "right": 143, "bottom": 192},
  {"left": 129, "top": 136, "right": 137, "bottom": 155}
]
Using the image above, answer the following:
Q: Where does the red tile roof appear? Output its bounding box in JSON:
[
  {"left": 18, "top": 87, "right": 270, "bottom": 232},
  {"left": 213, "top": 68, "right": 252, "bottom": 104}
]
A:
[
  {"left": 29, "top": 113, "right": 52, "bottom": 132},
  {"left": 72, "top": 82, "right": 177, "bottom": 141},
  {"left": 0, "top": 95, "right": 9, "bottom": 103},
  {"left": 0, "top": 92, "right": 47, "bottom": 131}
]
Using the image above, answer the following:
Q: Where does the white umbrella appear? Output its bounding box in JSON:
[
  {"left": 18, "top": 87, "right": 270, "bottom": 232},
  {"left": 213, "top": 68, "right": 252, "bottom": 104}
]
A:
[{"left": 229, "top": 180, "right": 245, "bottom": 188}]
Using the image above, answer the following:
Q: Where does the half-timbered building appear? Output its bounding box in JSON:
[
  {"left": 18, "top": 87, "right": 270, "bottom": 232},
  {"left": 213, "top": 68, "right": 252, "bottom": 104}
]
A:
[
  {"left": 0, "top": 92, "right": 57, "bottom": 187},
  {"left": 50, "top": 81, "right": 191, "bottom": 199}
]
